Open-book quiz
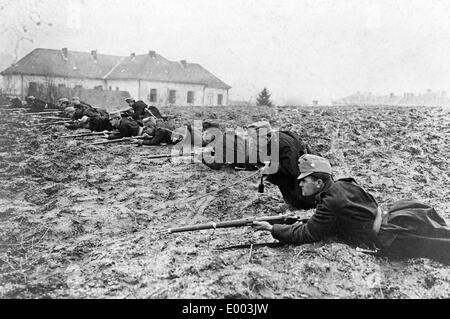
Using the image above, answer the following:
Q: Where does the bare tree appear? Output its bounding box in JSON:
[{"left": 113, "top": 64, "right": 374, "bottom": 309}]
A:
[{"left": 0, "top": 0, "right": 55, "bottom": 62}]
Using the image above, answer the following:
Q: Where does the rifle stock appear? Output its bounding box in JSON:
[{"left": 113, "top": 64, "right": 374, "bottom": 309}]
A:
[{"left": 166, "top": 215, "right": 306, "bottom": 234}]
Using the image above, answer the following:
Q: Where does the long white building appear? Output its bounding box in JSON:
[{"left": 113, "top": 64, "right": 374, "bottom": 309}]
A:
[{"left": 0, "top": 48, "right": 231, "bottom": 106}]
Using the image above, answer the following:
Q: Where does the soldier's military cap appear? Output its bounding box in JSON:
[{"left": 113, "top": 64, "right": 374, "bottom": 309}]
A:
[{"left": 297, "top": 154, "right": 332, "bottom": 181}]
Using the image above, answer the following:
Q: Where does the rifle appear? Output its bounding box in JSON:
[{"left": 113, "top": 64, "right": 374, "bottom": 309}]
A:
[
  {"left": 146, "top": 147, "right": 214, "bottom": 159},
  {"left": 33, "top": 116, "right": 70, "bottom": 120},
  {"left": 215, "top": 242, "right": 287, "bottom": 250},
  {"left": 30, "top": 120, "right": 76, "bottom": 127},
  {"left": 0, "top": 108, "right": 28, "bottom": 112},
  {"left": 163, "top": 214, "right": 306, "bottom": 234},
  {"left": 25, "top": 110, "right": 63, "bottom": 115},
  {"left": 91, "top": 136, "right": 144, "bottom": 145},
  {"left": 61, "top": 131, "right": 114, "bottom": 138}
]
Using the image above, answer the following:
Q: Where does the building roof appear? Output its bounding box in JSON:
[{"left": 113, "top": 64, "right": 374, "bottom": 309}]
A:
[
  {"left": 1, "top": 48, "right": 231, "bottom": 89},
  {"left": 0, "top": 48, "right": 122, "bottom": 80}
]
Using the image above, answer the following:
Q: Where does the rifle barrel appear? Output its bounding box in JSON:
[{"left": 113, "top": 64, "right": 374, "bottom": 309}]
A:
[
  {"left": 167, "top": 215, "right": 299, "bottom": 233},
  {"left": 25, "top": 110, "right": 63, "bottom": 115},
  {"left": 215, "top": 242, "right": 286, "bottom": 250},
  {"left": 0, "top": 108, "right": 27, "bottom": 111},
  {"left": 146, "top": 148, "right": 213, "bottom": 159},
  {"left": 34, "top": 116, "right": 70, "bottom": 120},
  {"left": 91, "top": 136, "right": 143, "bottom": 145},
  {"left": 61, "top": 131, "right": 113, "bottom": 138},
  {"left": 30, "top": 120, "right": 75, "bottom": 127}
]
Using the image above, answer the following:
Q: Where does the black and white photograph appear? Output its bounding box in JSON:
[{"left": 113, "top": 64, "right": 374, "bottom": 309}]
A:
[{"left": 0, "top": 0, "right": 449, "bottom": 302}]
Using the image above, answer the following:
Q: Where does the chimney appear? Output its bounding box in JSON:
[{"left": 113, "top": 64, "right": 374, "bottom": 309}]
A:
[
  {"left": 130, "top": 53, "right": 136, "bottom": 60},
  {"left": 149, "top": 50, "right": 156, "bottom": 58},
  {"left": 390, "top": 92, "right": 394, "bottom": 98},
  {"left": 312, "top": 100, "right": 318, "bottom": 106},
  {"left": 62, "top": 48, "right": 68, "bottom": 60},
  {"left": 91, "top": 50, "right": 97, "bottom": 62},
  {"left": 180, "top": 60, "right": 187, "bottom": 68}
]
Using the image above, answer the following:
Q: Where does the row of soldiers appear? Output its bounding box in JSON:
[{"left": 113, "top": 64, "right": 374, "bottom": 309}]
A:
[
  {"left": 53, "top": 95, "right": 316, "bottom": 211},
  {"left": 59, "top": 96, "right": 178, "bottom": 146},
  {"left": 5, "top": 95, "right": 60, "bottom": 112},
  {"left": 24, "top": 95, "right": 450, "bottom": 264}
]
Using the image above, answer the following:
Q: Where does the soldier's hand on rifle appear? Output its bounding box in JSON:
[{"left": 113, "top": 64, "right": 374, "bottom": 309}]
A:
[
  {"left": 130, "top": 138, "right": 144, "bottom": 146},
  {"left": 260, "top": 161, "right": 272, "bottom": 175},
  {"left": 79, "top": 115, "right": 89, "bottom": 123},
  {"left": 252, "top": 221, "right": 273, "bottom": 232}
]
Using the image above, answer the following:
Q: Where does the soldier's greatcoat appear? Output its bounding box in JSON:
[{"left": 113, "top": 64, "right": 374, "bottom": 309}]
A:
[{"left": 272, "top": 178, "right": 450, "bottom": 264}]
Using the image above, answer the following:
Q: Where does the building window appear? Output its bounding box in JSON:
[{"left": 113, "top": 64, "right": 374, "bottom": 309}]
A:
[
  {"left": 28, "top": 82, "right": 38, "bottom": 96},
  {"left": 58, "top": 84, "right": 66, "bottom": 88},
  {"left": 109, "top": 86, "right": 112, "bottom": 91},
  {"left": 207, "top": 93, "right": 213, "bottom": 106},
  {"left": 150, "top": 89, "right": 157, "bottom": 102},
  {"left": 217, "top": 94, "right": 223, "bottom": 106},
  {"left": 187, "top": 91, "right": 195, "bottom": 103},
  {"left": 169, "top": 90, "right": 176, "bottom": 104},
  {"left": 74, "top": 85, "right": 83, "bottom": 89}
]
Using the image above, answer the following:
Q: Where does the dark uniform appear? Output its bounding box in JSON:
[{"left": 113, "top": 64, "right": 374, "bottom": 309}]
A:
[
  {"left": 265, "top": 131, "right": 316, "bottom": 210},
  {"left": 128, "top": 100, "right": 163, "bottom": 120},
  {"left": 202, "top": 129, "right": 259, "bottom": 171},
  {"left": 9, "top": 97, "right": 24, "bottom": 108},
  {"left": 271, "top": 178, "right": 450, "bottom": 264},
  {"left": 202, "top": 128, "right": 317, "bottom": 210},
  {"left": 108, "top": 117, "right": 142, "bottom": 140},
  {"left": 140, "top": 121, "right": 175, "bottom": 146},
  {"left": 70, "top": 103, "right": 111, "bottom": 132},
  {"left": 88, "top": 108, "right": 111, "bottom": 132},
  {"left": 25, "top": 97, "right": 58, "bottom": 112}
]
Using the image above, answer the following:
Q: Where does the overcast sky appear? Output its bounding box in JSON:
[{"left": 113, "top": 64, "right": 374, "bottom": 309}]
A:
[{"left": 1, "top": 0, "right": 450, "bottom": 105}]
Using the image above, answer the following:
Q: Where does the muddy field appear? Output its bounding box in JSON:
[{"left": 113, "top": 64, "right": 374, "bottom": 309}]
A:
[{"left": 0, "top": 104, "right": 449, "bottom": 299}]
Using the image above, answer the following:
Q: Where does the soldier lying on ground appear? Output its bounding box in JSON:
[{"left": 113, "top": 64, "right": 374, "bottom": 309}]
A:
[
  {"left": 257, "top": 121, "right": 316, "bottom": 210},
  {"left": 202, "top": 121, "right": 316, "bottom": 209},
  {"left": 132, "top": 117, "right": 176, "bottom": 146},
  {"left": 125, "top": 97, "right": 163, "bottom": 121},
  {"left": 253, "top": 154, "right": 450, "bottom": 264},
  {"left": 136, "top": 118, "right": 220, "bottom": 147},
  {"left": 65, "top": 97, "right": 111, "bottom": 131},
  {"left": 8, "top": 97, "right": 25, "bottom": 108},
  {"left": 25, "top": 96, "right": 58, "bottom": 112},
  {"left": 165, "top": 121, "right": 213, "bottom": 148},
  {"left": 58, "top": 98, "right": 70, "bottom": 109},
  {"left": 107, "top": 112, "right": 143, "bottom": 139}
]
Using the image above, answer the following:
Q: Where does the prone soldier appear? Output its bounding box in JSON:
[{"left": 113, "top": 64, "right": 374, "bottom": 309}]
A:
[
  {"left": 107, "top": 112, "right": 143, "bottom": 139},
  {"left": 65, "top": 97, "right": 111, "bottom": 131},
  {"left": 253, "top": 154, "right": 450, "bottom": 264},
  {"left": 25, "top": 96, "right": 58, "bottom": 112},
  {"left": 125, "top": 97, "right": 163, "bottom": 121}
]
